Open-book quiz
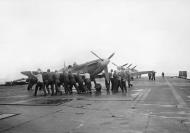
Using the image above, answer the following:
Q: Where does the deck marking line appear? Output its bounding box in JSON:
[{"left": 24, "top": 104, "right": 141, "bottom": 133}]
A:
[
  {"left": 10, "top": 97, "right": 42, "bottom": 104},
  {"left": 0, "top": 114, "right": 18, "bottom": 120},
  {"left": 135, "top": 88, "right": 150, "bottom": 101},
  {"left": 135, "top": 88, "right": 147, "bottom": 101},
  {"left": 165, "top": 78, "right": 187, "bottom": 107},
  {"left": 141, "top": 88, "right": 151, "bottom": 101}
]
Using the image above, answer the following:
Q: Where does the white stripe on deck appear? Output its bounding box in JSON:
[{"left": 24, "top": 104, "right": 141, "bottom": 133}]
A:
[
  {"left": 141, "top": 88, "right": 151, "bottom": 101},
  {"left": 131, "top": 89, "right": 143, "bottom": 92},
  {"left": 135, "top": 89, "right": 146, "bottom": 101},
  {"left": 135, "top": 88, "right": 150, "bottom": 101},
  {"left": 0, "top": 95, "right": 29, "bottom": 99},
  {"left": 165, "top": 78, "right": 187, "bottom": 107},
  {"left": 0, "top": 114, "right": 17, "bottom": 120}
]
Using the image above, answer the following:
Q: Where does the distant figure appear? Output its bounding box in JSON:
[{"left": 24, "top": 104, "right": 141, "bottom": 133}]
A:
[
  {"left": 150, "top": 72, "right": 153, "bottom": 80},
  {"left": 152, "top": 71, "right": 156, "bottom": 80},
  {"left": 127, "top": 72, "right": 132, "bottom": 88},
  {"left": 148, "top": 72, "right": 151, "bottom": 80},
  {"left": 162, "top": 72, "right": 165, "bottom": 78},
  {"left": 31, "top": 69, "right": 46, "bottom": 96}
]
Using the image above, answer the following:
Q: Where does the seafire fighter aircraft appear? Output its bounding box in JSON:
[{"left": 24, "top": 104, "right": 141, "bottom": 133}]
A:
[
  {"left": 112, "top": 63, "right": 133, "bottom": 71},
  {"left": 112, "top": 63, "right": 154, "bottom": 79},
  {"left": 21, "top": 51, "right": 115, "bottom": 85},
  {"left": 112, "top": 63, "right": 129, "bottom": 71},
  {"left": 60, "top": 51, "right": 115, "bottom": 83},
  {"left": 128, "top": 65, "right": 155, "bottom": 78}
]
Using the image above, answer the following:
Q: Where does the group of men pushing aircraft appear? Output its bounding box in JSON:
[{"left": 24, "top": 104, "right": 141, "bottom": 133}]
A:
[
  {"left": 27, "top": 67, "right": 132, "bottom": 96},
  {"left": 21, "top": 51, "right": 155, "bottom": 96}
]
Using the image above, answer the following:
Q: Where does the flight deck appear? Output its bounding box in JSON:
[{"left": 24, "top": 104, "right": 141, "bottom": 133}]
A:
[{"left": 0, "top": 77, "right": 190, "bottom": 133}]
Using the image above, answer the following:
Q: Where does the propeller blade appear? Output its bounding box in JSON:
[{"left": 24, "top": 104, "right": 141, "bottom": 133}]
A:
[
  {"left": 104, "top": 66, "right": 109, "bottom": 82},
  {"left": 127, "top": 64, "right": 132, "bottom": 68},
  {"left": 108, "top": 53, "right": 115, "bottom": 59},
  {"left": 90, "top": 51, "right": 103, "bottom": 61},
  {"left": 132, "top": 66, "right": 137, "bottom": 69},
  {"left": 112, "top": 62, "right": 118, "bottom": 67},
  {"left": 122, "top": 63, "right": 128, "bottom": 67}
]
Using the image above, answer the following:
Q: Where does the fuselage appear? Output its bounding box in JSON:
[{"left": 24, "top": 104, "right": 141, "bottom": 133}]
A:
[{"left": 65, "top": 59, "right": 108, "bottom": 78}]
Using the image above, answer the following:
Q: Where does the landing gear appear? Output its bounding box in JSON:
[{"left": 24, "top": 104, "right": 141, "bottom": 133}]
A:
[{"left": 105, "top": 79, "right": 110, "bottom": 92}]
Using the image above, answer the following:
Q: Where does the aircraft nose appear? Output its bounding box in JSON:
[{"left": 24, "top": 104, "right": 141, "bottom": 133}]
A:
[{"left": 101, "top": 59, "right": 110, "bottom": 66}]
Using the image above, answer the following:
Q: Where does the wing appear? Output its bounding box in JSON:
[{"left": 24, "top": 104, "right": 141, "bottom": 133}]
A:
[
  {"left": 21, "top": 71, "right": 48, "bottom": 79},
  {"left": 21, "top": 71, "right": 37, "bottom": 78},
  {"left": 131, "top": 71, "right": 154, "bottom": 75}
]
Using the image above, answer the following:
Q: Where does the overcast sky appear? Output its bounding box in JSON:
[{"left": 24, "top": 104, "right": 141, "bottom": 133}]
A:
[{"left": 0, "top": 0, "right": 190, "bottom": 81}]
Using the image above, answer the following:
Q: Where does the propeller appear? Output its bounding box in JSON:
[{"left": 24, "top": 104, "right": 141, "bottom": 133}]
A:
[
  {"left": 90, "top": 51, "right": 103, "bottom": 61},
  {"left": 122, "top": 63, "right": 128, "bottom": 67},
  {"left": 108, "top": 53, "right": 115, "bottom": 59},
  {"left": 112, "top": 63, "right": 128, "bottom": 67},
  {"left": 127, "top": 64, "right": 132, "bottom": 68},
  {"left": 132, "top": 66, "right": 137, "bottom": 69},
  {"left": 112, "top": 62, "right": 118, "bottom": 67},
  {"left": 91, "top": 51, "right": 115, "bottom": 82}
]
